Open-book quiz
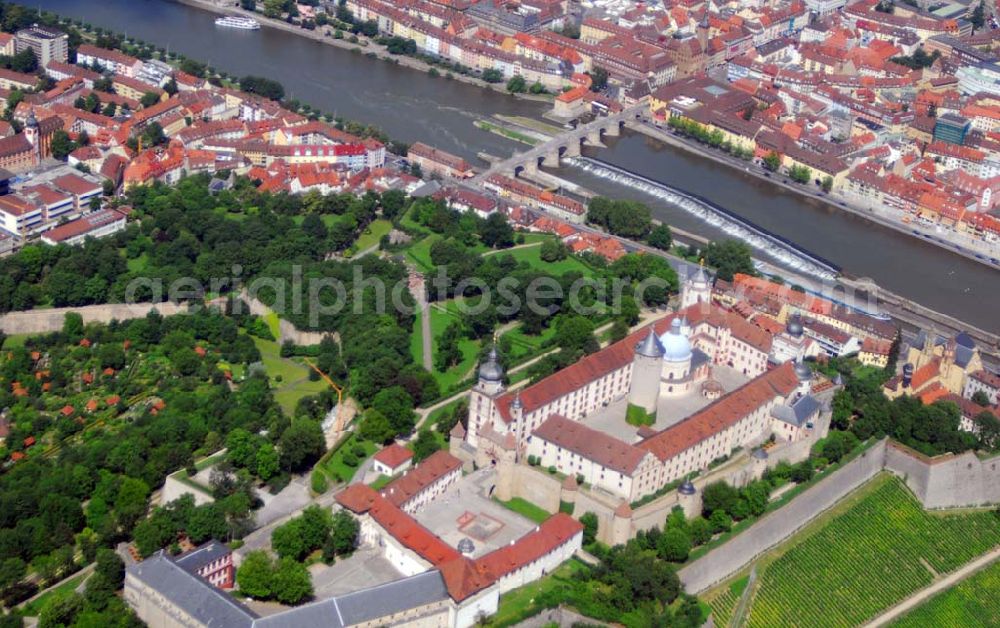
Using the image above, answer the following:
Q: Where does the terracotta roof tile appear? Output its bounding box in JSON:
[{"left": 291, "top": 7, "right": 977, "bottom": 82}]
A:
[
  {"left": 379, "top": 450, "right": 461, "bottom": 508},
  {"left": 639, "top": 362, "right": 799, "bottom": 462},
  {"left": 533, "top": 414, "right": 649, "bottom": 475},
  {"left": 373, "top": 443, "right": 415, "bottom": 469}
]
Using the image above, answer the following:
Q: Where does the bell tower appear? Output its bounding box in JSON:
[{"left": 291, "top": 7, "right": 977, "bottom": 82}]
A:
[
  {"left": 680, "top": 262, "right": 711, "bottom": 310},
  {"left": 24, "top": 110, "right": 40, "bottom": 164},
  {"left": 466, "top": 346, "right": 505, "bottom": 448}
]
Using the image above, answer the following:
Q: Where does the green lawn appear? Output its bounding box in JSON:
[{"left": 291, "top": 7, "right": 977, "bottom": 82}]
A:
[
  {"left": 22, "top": 571, "right": 89, "bottom": 617},
  {"left": 262, "top": 311, "right": 281, "bottom": 340},
  {"left": 518, "top": 232, "right": 551, "bottom": 245},
  {"left": 425, "top": 397, "right": 465, "bottom": 430},
  {"left": 126, "top": 252, "right": 149, "bottom": 273},
  {"left": 405, "top": 234, "right": 441, "bottom": 271},
  {"left": 407, "top": 299, "right": 481, "bottom": 392},
  {"left": 320, "top": 433, "right": 378, "bottom": 483},
  {"left": 892, "top": 561, "right": 1000, "bottom": 627},
  {"left": 499, "top": 242, "right": 598, "bottom": 277},
  {"left": 399, "top": 205, "right": 432, "bottom": 236},
  {"left": 502, "top": 323, "right": 555, "bottom": 359},
  {"left": 251, "top": 337, "right": 329, "bottom": 415},
  {"left": 369, "top": 474, "right": 393, "bottom": 490},
  {"left": 488, "top": 558, "right": 588, "bottom": 627},
  {"left": 710, "top": 475, "right": 1000, "bottom": 628},
  {"left": 404, "top": 234, "right": 493, "bottom": 272},
  {"left": 352, "top": 218, "right": 392, "bottom": 253},
  {"left": 494, "top": 497, "right": 551, "bottom": 524},
  {"left": 427, "top": 303, "right": 480, "bottom": 391},
  {"left": 2, "top": 333, "right": 34, "bottom": 349}
]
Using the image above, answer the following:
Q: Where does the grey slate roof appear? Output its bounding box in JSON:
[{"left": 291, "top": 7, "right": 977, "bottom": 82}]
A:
[
  {"left": 771, "top": 394, "right": 821, "bottom": 428},
  {"left": 252, "top": 571, "right": 449, "bottom": 628},
  {"left": 913, "top": 330, "right": 977, "bottom": 368},
  {"left": 128, "top": 550, "right": 449, "bottom": 628},
  {"left": 636, "top": 328, "right": 665, "bottom": 358},
  {"left": 691, "top": 347, "right": 711, "bottom": 371},
  {"left": 410, "top": 180, "right": 442, "bottom": 198},
  {"left": 175, "top": 539, "right": 232, "bottom": 575},
  {"left": 127, "top": 552, "right": 256, "bottom": 628}
]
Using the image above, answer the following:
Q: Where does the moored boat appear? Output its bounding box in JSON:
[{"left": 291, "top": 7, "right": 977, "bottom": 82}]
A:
[{"left": 214, "top": 15, "right": 261, "bottom": 30}]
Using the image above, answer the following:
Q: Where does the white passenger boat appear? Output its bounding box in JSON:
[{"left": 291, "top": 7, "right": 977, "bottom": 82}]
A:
[{"left": 214, "top": 16, "right": 261, "bottom": 30}]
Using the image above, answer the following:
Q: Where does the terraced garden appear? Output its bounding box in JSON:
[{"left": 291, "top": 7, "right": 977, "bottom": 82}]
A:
[
  {"left": 891, "top": 561, "right": 1000, "bottom": 627},
  {"left": 708, "top": 475, "right": 1000, "bottom": 628}
]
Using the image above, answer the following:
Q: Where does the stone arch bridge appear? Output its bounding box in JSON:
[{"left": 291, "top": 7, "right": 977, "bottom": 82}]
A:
[{"left": 471, "top": 104, "right": 647, "bottom": 181}]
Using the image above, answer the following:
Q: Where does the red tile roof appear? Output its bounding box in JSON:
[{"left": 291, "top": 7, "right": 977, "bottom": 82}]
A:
[
  {"left": 495, "top": 303, "right": 772, "bottom": 423},
  {"left": 475, "top": 513, "right": 581, "bottom": 580},
  {"left": 918, "top": 382, "right": 948, "bottom": 405},
  {"left": 639, "top": 361, "right": 799, "bottom": 462},
  {"left": 336, "top": 483, "right": 582, "bottom": 602},
  {"left": 52, "top": 173, "right": 102, "bottom": 196},
  {"left": 336, "top": 483, "right": 461, "bottom": 566},
  {"left": 438, "top": 557, "right": 495, "bottom": 601},
  {"left": 373, "top": 443, "right": 414, "bottom": 470},
  {"left": 380, "top": 450, "right": 461, "bottom": 507},
  {"left": 910, "top": 358, "right": 940, "bottom": 392},
  {"left": 533, "top": 414, "right": 648, "bottom": 475}
]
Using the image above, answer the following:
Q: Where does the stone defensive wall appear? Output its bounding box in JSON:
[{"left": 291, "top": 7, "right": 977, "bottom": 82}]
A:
[
  {"left": 0, "top": 294, "right": 332, "bottom": 347},
  {"left": 0, "top": 302, "right": 189, "bottom": 335},
  {"left": 236, "top": 290, "right": 333, "bottom": 347},
  {"left": 678, "top": 439, "right": 1000, "bottom": 594},
  {"left": 883, "top": 440, "right": 1000, "bottom": 510},
  {"left": 505, "top": 413, "right": 829, "bottom": 547}
]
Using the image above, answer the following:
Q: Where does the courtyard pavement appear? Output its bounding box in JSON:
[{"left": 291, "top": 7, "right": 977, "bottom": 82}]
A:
[
  {"left": 586, "top": 364, "right": 749, "bottom": 442},
  {"left": 413, "top": 468, "right": 536, "bottom": 558},
  {"left": 309, "top": 547, "right": 403, "bottom": 599}
]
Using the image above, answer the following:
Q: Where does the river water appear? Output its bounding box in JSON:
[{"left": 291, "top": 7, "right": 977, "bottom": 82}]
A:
[{"left": 32, "top": 0, "right": 1000, "bottom": 331}]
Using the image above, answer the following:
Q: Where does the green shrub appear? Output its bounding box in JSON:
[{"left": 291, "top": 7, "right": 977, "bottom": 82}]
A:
[{"left": 311, "top": 471, "right": 329, "bottom": 494}]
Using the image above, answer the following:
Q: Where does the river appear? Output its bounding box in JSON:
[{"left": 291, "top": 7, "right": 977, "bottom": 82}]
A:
[{"left": 30, "top": 0, "right": 1000, "bottom": 332}]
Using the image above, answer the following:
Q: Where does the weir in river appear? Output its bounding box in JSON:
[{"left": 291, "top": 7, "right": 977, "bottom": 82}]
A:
[
  {"left": 29, "top": 0, "right": 1000, "bottom": 332},
  {"left": 567, "top": 157, "right": 840, "bottom": 281}
]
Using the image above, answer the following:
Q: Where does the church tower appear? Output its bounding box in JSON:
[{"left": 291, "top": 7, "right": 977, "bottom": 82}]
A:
[
  {"left": 696, "top": 14, "right": 710, "bottom": 49},
  {"left": 466, "top": 347, "right": 505, "bottom": 448},
  {"left": 680, "top": 263, "right": 711, "bottom": 310},
  {"left": 24, "top": 110, "right": 40, "bottom": 164}
]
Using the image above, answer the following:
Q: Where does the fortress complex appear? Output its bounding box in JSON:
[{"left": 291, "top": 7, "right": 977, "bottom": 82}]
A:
[{"left": 461, "top": 270, "right": 827, "bottom": 503}]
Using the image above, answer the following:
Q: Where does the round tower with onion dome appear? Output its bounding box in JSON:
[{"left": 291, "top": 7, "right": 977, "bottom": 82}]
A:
[
  {"left": 466, "top": 346, "right": 506, "bottom": 449},
  {"left": 659, "top": 318, "right": 694, "bottom": 397},
  {"left": 475, "top": 346, "right": 504, "bottom": 396},
  {"left": 678, "top": 478, "right": 700, "bottom": 519}
]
